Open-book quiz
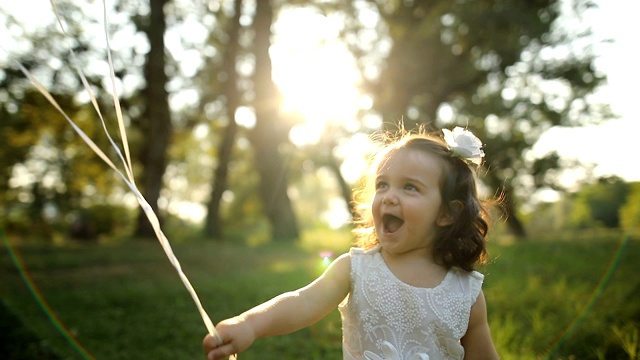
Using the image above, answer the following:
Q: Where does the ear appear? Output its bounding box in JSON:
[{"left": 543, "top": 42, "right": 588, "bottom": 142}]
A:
[{"left": 437, "top": 200, "right": 464, "bottom": 226}]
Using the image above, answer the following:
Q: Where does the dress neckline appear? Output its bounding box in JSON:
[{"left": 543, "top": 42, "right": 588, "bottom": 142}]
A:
[{"left": 374, "top": 250, "right": 452, "bottom": 291}]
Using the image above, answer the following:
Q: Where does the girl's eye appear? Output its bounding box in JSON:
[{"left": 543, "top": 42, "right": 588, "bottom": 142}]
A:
[
  {"left": 404, "top": 183, "right": 418, "bottom": 191},
  {"left": 375, "top": 181, "right": 388, "bottom": 190}
]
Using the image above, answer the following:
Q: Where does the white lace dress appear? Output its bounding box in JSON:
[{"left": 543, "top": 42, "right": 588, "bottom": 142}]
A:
[{"left": 339, "top": 247, "right": 484, "bottom": 360}]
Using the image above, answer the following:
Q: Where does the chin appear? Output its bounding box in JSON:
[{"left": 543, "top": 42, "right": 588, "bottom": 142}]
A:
[{"left": 378, "top": 234, "right": 401, "bottom": 248}]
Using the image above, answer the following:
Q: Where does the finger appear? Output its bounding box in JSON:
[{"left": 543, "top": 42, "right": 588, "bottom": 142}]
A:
[
  {"left": 203, "top": 334, "right": 221, "bottom": 354},
  {"left": 207, "top": 342, "right": 237, "bottom": 360}
]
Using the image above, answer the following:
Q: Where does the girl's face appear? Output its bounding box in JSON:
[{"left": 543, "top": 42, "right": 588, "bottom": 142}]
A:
[{"left": 372, "top": 148, "right": 449, "bottom": 257}]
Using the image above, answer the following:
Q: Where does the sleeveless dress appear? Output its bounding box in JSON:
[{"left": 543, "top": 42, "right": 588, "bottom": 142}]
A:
[{"left": 338, "top": 247, "right": 484, "bottom": 360}]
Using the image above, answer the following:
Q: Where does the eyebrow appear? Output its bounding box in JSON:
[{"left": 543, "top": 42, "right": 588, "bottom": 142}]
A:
[
  {"left": 376, "top": 172, "right": 429, "bottom": 188},
  {"left": 403, "top": 176, "right": 428, "bottom": 188}
]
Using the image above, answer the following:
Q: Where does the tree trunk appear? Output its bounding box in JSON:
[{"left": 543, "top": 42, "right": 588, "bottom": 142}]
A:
[
  {"left": 204, "top": 0, "right": 243, "bottom": 240},
  {"left": 249, "top": 0, "right": 299, "bottom": 242},
  {"left": 315, "top": 133, "right": 356, "bottom": 220},
  {"left": 135, "top": 0, "right": 172, "bottom": 239},
  {"left": 326, "top": 159, "right": 356, "bottom": 219},
  {"left": 501, "top": 187, "right": 527, "bottom": 239}
]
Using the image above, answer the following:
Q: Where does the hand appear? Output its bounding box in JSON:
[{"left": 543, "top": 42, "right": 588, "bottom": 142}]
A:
[{"left": 203, "top": 317, "right": 256, "bottom": 360}]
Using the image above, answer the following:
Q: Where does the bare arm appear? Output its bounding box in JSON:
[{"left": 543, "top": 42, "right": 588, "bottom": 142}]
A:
[
  {"left": 204, "top": 253, "right": 351, "bottom": 359},
  {"left": 461, "top": 290, "right": 499, "bottom": 360}
]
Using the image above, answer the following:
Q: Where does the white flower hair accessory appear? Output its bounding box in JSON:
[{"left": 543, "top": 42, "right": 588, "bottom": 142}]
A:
[{"left": 442, "top": 127, "right": 485, "bottom": 165}]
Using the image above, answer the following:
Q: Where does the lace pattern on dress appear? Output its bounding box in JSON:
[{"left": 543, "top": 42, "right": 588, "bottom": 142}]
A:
[{"left": 339, "top": 247, "right": 483, "bottom": 360}]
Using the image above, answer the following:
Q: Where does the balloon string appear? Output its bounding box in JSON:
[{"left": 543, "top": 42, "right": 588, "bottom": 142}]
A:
[{"left": 3, "top": 0, "right": 227, "bottom": 351}]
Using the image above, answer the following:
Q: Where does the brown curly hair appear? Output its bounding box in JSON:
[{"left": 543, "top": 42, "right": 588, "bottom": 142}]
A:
[{"left": 351, "top": 129, "right": 493, "bottom": 272}]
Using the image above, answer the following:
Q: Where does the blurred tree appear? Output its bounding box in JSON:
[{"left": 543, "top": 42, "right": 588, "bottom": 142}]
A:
[
  {"left": 619, "top": 182, "right": 640, "bottom": 232},
  {"left": 0, "top": 87, "right": 124, "bottom": 236},
  {"left": 0, "top": 29, "right": 128, "bottom": 236},
  {"left": 521, "top": 198, "right": 568, "bottom": 236},
  {"left": 307, "top": 126, "right": 359, "bottom": 218},
  {"left": 134, "top": 0, "right": 173, "bottom": 238},
  {"left": 248, "top": 0, "right": 299, "bottom": 241},
  {"left": 203, "top": 0, "right": 243, "bottom": 240},
  {"left": 0, "top": 1, "right": 241, "bottom": 242},
  {"left": 4, "top": 0, "right": 614, "bottom": 242},
  {"left": 570, "top": 176, "right": 630, "bottom": 229},
  {"left": 327, "top": 0, "right": 608, "bottom": 238},
  {"left": 0, "top": 89, "right": 74, "bottom": 234},
  {"left": 1, "top": 1, "right": 263, "bottom": 241},
  {"left": 221, "top": 142, "right": 265, "bottom": 237},
  {"left": 0, "top": 82, "right": 39, "bottom": 206}
]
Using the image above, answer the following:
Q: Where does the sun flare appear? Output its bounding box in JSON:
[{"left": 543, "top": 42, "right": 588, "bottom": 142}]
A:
[{"left": 271, "top": 7, "right": 361, "bottom": 146}]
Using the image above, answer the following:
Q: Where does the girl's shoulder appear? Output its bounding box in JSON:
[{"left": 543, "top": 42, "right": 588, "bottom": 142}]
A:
[
  {"left": 449, "top": 267, "right": 485, "bottom": 301},
  {"left": 450, "top": 267, "right": 484, "bottom": 284},
  {"left": 346, "top": 247, "right": 384, "bottom": 277},
  {"left": 348, "top": 245, "right": 382, "bottom": 256}
]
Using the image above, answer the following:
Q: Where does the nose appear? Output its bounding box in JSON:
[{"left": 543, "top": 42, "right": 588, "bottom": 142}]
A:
[{"left": 382, "top": 191, "right": 398, "bottom": 205}]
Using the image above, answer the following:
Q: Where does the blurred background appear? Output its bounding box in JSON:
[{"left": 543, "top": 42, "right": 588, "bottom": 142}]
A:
[{"left": 1, "top": 0, "right": 638, "bottom": 359}]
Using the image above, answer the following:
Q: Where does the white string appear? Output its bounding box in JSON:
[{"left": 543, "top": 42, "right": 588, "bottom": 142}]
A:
[
  {"left": 48, "top": 0, "right": 136, "bottom": 184},
  {"left": 4, "top": 0, "right": 232, "bottom": 354}
]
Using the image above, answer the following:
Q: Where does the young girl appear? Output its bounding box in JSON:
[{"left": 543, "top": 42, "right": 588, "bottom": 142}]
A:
[{"left": 203, "top": 127, "right": 499, "bottom": 360}]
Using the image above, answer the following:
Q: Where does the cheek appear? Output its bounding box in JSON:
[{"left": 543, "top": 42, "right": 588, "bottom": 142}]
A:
[
  {"left": 371, "top": 194, "right": 383, "bottom": 210},
  {"left": 410, "top": 199, "right": 442, "bottom": 222},
  {"left": 367, "top": 198, "right": 381, "bottom": 220}
]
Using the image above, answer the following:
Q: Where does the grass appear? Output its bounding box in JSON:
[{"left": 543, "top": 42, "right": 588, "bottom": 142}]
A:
[{"left": 1, "top": 230, "right": 638, "bottom": 359}]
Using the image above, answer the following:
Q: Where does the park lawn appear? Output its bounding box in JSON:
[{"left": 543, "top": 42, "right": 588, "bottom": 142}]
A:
[{"left": 1, "top": 230, "right": 638, "bottom": 359}]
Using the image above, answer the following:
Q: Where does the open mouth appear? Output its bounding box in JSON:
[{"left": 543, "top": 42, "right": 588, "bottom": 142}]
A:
[{"left": 382, "top": 213, "right": 404, "bottom": 234}]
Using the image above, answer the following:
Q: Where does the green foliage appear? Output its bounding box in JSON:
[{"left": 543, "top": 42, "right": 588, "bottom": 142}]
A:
[
  {"left": 1, "top": 230, "right": 638, "bottom": 359},
  {"left": 620, "top": 182, "right": 640, "bottom": 232},
  {"left": 612, "top": 323, "right": 639, "bottom": 360},
  {"left": 523, "top": 178, "right": 636, "bottom": 236},
  {"left": 70, "top": 204, "right": 135, "bottom": 241},
  {"left": 332, "top": 0, "right": 609, "bottom": 237},
  {"left": 570, "top": 176, "right": 630, "bottom": 229},
  {"left": 0, "top": 84, "right": 131, "bottom": 240},
  {"left": 1, "top": 0, "right": 614, "bottom": 243},
  {"left": 0, "top": 299, "right": 61, "bottom": 359},
  {"left": 216, "top": 142, "right": 269, "bottom": 236},
  {"left": 521, "top": 200, "right": 569, "bottom": 235},
  {"left": 484, "top": 234, "right": 640, "bottom": 359}
]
